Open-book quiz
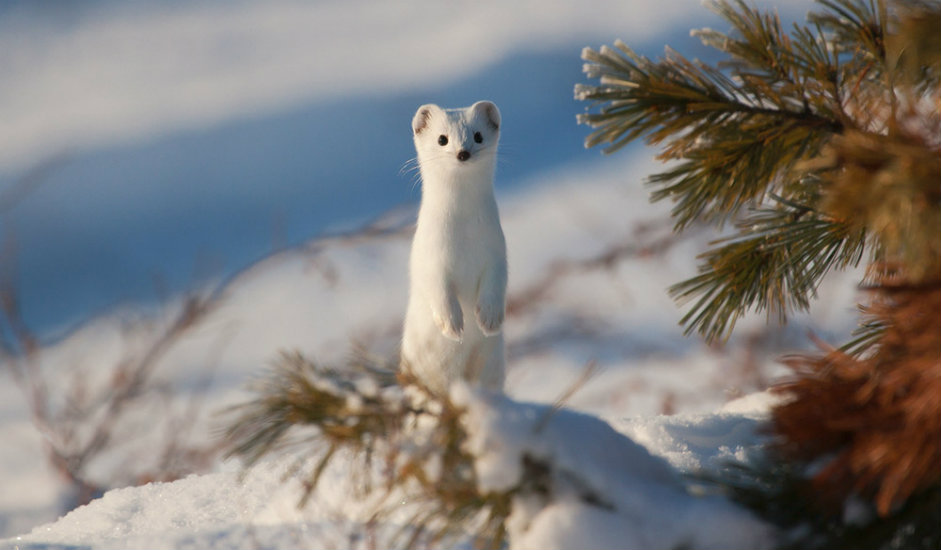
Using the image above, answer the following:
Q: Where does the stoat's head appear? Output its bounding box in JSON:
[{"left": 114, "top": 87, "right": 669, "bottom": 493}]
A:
[{"left": 412, "top": 101, "right": 500, "bottom": 172}]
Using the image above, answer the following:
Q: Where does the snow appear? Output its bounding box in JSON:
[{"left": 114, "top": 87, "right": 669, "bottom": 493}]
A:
[
  {"left": 7, "top": 392, "right": 781, "bottom": 550},
  {"left": 456, "top": 385, "right": 774, "bottom": 550},
  {"left": 615, "top": 391, "right": 782, "bottom": 473}
]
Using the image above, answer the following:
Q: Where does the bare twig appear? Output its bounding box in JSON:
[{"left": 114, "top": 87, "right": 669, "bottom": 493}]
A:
[
  {"left": 0, "top": 154, "right": 69, "bottom": 216},
  {"left": 507, "top": 219, "right": 687, "bottom": 316},
  {"left": 534, "top": 361, "right": 600, "bottom": 433}
]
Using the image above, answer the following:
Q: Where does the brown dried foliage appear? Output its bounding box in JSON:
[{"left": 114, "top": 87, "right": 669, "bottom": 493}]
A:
[{"left": 772, "top": 279, "right": 941, "bottom": 517}]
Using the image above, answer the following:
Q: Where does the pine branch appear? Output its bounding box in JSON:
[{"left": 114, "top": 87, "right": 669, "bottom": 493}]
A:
[
  {"left": 577, "top": 10, "right": 846, "bottom": 229},
  {"left": 671, "top": 201, "right": 866, "bottom": 341},
  {"left": 577, "top": 39, "right": 843, "bottom": 155},
  {"left": 223, "top": 352, "right": 513, "bottom": 549},
  {"left": 773, "top": 282, "right": 941, "bottom": 517},
  {"left": 575, "top": 0, "right": 940, "bottom": 341},
  {"left": 224, "top": 351, "right": 405, "bottom": 468},
  {"left": 645, "top": 118, "right": 830, "bottom": 229},
  {"left": 811, "top": 0, "right": 885, "bottom": 64}
]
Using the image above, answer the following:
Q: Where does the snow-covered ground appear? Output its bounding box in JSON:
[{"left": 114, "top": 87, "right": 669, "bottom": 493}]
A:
[
  {"left": 7, "top": 391, "right": 784, "bottom": 550},
  {"left": 0, "top": 1, "right": 862, "bottom": 548}
]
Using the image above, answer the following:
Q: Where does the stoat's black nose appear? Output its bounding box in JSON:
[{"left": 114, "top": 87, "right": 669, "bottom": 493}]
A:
[{"left": 457, "top": 150, "right": 470, "bottom": 161}]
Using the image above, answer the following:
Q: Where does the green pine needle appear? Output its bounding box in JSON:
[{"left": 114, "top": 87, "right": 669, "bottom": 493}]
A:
[
  {"left": 670, "top": 203, "right": 866, "bottom": 341},
  {"left": 574, "top": 0, "right": 930, "bottom": 341}
]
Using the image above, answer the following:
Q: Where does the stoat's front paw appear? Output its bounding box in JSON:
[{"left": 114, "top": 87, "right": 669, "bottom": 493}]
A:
[
  {"left": 476, "top": 298, "right": 504, "bottom": 336},
  {"left": 433, "top": 307, "right": 464, "bottom": 342}
]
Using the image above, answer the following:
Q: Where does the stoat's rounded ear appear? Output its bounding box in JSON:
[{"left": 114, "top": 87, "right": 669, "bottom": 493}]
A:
[
  {"left": 412, "top": 104, "right": 441, "bottom": 135},
  {"left": 471, "top": 101, "right": 500, "bottom": 131}
]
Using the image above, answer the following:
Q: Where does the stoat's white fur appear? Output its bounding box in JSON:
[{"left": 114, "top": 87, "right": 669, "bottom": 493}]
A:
[{"left": 401, "top": 101, "right": 507, "bottom": 396}]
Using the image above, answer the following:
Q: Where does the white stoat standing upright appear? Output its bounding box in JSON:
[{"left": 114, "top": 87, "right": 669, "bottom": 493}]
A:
[{"left": 401, "top": 101, "right": 507, "bottom": 396}]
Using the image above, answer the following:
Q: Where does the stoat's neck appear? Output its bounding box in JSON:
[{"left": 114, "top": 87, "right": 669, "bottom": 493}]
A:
[{"left": 418, "top": 161, "right": 496, "bottom": 213}]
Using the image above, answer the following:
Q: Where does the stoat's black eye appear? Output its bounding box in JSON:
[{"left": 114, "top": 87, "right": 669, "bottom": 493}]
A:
[
  {"left": 437, "top": 135, "right": 448, "bottom": 146},
  {"left": 474, "top": 131, "right": 483, "bottom": 144}
]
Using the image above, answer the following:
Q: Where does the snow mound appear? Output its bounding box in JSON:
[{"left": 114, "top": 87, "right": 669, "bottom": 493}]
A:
[
  {"left": 7, "top": 391, "right": 777, "bottom": 550},
  {"left": 456, "top": 385, "right": 775, "bottom": 550}
]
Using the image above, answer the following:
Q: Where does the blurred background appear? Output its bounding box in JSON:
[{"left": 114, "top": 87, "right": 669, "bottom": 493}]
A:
[
  {"left": 0, "top": 0, "right": 813, "bottom": 339},
  {"left": 4, "top": 0, "right": 850, "bottom": 539}
]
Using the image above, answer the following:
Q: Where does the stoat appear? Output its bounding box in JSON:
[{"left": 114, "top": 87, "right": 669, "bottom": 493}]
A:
[{"left": 400, "top": 101, "right": 507, "bottom": 396}]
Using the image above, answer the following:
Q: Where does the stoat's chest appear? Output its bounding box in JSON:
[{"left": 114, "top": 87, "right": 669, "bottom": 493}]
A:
[{"left": 412, "top": 179, "right": 504, "bottom": 288}]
